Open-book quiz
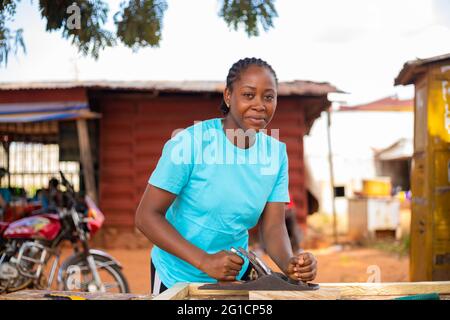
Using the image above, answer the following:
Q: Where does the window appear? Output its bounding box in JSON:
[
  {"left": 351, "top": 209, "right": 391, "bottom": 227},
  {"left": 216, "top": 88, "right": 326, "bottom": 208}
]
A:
[{"left": 0, "top": 142, "right": 80, "bottom": 198}]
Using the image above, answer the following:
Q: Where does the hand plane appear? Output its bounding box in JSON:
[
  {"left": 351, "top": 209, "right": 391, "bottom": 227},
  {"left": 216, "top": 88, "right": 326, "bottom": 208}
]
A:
[{"left": 199, "top": 247, "right": 319, "bottom": 291}]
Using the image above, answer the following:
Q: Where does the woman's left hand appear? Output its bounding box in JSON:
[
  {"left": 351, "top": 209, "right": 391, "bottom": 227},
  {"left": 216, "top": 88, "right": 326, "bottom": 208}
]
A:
[{"left": 286, "top": 252, "right": 317, "bottom": 282}]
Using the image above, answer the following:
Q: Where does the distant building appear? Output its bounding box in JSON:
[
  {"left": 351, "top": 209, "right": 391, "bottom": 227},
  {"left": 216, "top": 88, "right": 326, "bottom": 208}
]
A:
[
  {"left": 339, "top": 96, "right": 413, "bottom": 112},
  {"left": 304, "top": 96, "right": 414, "bottom": 228}
]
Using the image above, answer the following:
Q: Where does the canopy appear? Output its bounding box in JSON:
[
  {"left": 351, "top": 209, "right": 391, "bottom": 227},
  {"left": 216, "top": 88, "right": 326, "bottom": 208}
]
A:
[{"left": 0, "top": 101, "right": 100, "bottom": 123}]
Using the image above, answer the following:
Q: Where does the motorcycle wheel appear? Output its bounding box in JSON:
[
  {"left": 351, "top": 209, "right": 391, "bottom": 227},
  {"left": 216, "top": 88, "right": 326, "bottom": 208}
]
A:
[
  {"left": 59, "top": 254, "right": 130, "bottom": 293},
  {"left": 0, "top": 252, "right": 32, "bottom": 293},
  {"left": 0, "top": 277, "right": 32, "bottom": 293}
]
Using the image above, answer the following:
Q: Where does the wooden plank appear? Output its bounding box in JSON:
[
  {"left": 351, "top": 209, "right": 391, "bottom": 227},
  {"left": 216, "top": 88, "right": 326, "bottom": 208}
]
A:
[
  {"left": 189, "top": 282, "right": 450, "bottom": 299},
  {"left": 249, "top": 288, "right": 341, "bottom": 300},
  {"left": 319, "top": 281, "right": 450, "bottom": 296},
  {"left": 189, "top": 283, "right": 248, "bottom": 297},
  {"left": 4, "top": 283, "right": 449, "bottom": 300},
  {"left": 98, "top": 199, "right": 136, "bottom": 211},
  {"left": 102, "top": 214, "right": 136, "bottom": 227},
  {"left": 0, "top": 289, "right": 148, "bottom": 300},
  {"left": 152, "top": 283, "right": 189, "bottom": 300},
  {"left": 342, "top": 293, "right": 450, "bottom": 300},
  {"left": 340, "top": 295, "right": 420, "bottom": 300},
  {"left": 77, "top": 119, "right": 98, "bottom": 204}
]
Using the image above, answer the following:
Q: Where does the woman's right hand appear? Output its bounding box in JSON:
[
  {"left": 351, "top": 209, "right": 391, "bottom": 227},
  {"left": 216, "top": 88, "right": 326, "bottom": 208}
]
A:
[{"left": 199, "top": 250, "right": 244, "bottom": 281}]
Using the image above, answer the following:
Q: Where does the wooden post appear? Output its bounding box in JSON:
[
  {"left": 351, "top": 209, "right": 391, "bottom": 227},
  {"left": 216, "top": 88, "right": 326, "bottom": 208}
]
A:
[
  {"left": 1, "top": 136, "right": 10, "bottom": 188},
  {"left": 76, "top": 119, "right": 98, "bottom": 204},
  {"left": 326, "top": 108, "right": 338, "bottom": 244},
  {"left": 6, "top": 143, "right": 9, "bottom": 188}
]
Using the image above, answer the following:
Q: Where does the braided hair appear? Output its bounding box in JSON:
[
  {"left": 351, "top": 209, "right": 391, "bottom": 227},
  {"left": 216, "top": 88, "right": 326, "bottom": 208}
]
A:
[{"left": 220, "top": 57, "right": 278, "bottom": 115}]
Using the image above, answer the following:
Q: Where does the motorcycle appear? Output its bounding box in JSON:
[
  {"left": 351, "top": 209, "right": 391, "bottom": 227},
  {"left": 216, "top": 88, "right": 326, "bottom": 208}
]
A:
[{"left": 0, "top": 171, "right": 129, "bottom": 294}]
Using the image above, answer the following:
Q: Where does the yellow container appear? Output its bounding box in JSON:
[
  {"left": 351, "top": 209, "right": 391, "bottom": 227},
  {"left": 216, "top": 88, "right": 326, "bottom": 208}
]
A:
[{"left": 362, "top": 177, "right": 392, "bottom": 197}]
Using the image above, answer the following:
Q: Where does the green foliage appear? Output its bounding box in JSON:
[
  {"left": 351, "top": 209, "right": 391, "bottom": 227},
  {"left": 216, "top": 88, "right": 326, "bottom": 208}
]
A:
[
  {"left": 366, "top": 235, "right": 411, "bottom": 258},
  {"left": 0, "top": 0, "right": 26, "bottom": 67},
  {"left": 114, "top": 0, "right": 168, "bottom": 51},
  {"left": 219, "top": 0, "right": 278, "bottom": 36},
  {"left": 38, "top": 0, "right": 75, "bottom": 30},
  {"left": 0, "top": 0, "right": 17, "bottom": 15},
  {"left": 38, "top": 0, "right": 116, "bottom": 59},
  {"left": 0, "top": 0, "right": 277, "bottom": 66}
]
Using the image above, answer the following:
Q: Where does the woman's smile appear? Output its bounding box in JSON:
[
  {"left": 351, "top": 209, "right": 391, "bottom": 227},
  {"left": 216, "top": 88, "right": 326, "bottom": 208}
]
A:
[{"left": 245, "top": 116, "right": 266, "bottom": 127}]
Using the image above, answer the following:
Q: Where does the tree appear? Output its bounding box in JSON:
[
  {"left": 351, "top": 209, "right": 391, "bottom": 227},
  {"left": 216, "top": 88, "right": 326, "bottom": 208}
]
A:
[
  {"left": 1, "top": 0, "right": 26, "bottom": 66},
  {"left": 0, "top": 0, "right": 278, "bottom": 67}
]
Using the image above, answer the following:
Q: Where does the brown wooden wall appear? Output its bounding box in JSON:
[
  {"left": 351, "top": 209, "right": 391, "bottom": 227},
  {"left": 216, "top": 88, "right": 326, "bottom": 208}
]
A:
[
  {"left": 268, "top": 98, "right": 308, "bottom": 224},
  {"left": 97, "top": 93, "right": 312, "bottom": 229}
]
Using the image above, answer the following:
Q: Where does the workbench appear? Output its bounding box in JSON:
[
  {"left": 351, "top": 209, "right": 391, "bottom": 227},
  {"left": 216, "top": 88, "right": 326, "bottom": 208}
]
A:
[
  {"left": 153, "top": 281, "right": 450, "bottom": 300},
  {"left": 1, "top": 282, "right": 449, "bottom": 300}
]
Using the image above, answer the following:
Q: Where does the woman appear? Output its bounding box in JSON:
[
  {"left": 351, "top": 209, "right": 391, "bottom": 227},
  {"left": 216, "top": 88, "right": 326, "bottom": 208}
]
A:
[{"left": 135, "top": 58, "right": 317, "bottom": 295}]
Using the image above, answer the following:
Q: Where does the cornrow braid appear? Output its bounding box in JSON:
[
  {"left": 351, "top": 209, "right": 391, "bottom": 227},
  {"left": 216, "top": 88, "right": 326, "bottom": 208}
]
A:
[{"left": 220, "top": 57, "right": 278, "bottom": 115}]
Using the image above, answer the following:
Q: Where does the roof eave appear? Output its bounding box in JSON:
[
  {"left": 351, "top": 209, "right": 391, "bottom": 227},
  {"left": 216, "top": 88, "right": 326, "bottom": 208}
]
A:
[
  {"left": 0, "top": 80, "right": 341, "bottom": 97},
  {"left": 395, "top": 53, "right": 450, "bottom": 86}
]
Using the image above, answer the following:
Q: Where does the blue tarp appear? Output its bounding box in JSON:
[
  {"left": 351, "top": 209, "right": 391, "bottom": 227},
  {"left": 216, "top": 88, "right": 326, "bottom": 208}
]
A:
[{"left": 0, "top": 101, "right": 96, "bottom": 123}]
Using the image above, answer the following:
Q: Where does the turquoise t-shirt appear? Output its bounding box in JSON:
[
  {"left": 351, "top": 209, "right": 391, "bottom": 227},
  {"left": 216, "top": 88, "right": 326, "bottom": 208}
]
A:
[{"left": 148, "top": 117, "right": 290, "bottom": 288}]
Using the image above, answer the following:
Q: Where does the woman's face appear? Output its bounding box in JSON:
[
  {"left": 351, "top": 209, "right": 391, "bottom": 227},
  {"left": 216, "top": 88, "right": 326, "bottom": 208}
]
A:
[{"left": 224, "top": 65, "right": 277, "bottom": 132}]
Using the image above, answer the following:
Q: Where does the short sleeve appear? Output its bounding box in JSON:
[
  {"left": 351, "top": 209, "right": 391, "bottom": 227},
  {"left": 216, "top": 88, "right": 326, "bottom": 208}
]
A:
[
  {"left": 148, "top": 130, "right": 195, "bottom": 195},
  {"left": 267, "top": 143, "right": 290, "bottom": 203}
]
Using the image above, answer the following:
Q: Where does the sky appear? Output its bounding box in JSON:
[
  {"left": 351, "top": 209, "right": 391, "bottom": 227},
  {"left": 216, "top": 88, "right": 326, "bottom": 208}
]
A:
[{"left": 1, "top": 0, "right": 450, "bottom": 105}]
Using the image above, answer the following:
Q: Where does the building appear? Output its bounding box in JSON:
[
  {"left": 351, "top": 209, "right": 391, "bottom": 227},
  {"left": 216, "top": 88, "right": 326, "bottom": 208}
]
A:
[
  {"left": 395, "top": 53, "right": 450, "bottom": 281},
  {"left": 303, "top": 96, "right": 414, "bottom": 234},
  {"left": 0, "top": 80, "right": 338, "bottom": 247}
]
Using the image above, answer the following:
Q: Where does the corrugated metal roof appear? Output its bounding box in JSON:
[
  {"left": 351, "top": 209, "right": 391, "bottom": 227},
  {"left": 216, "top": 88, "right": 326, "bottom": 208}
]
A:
[
  {"left": 395, "top": 53, "right": 450, "bottom": 85},
  {"left": 339, "top": 96, "right": 413, "bottom": 112},
  {"left": 0, "top": 80, "right": 340, "bottom": 96},
  {"left": 374, "top": 138, "right": 413, "bottom": 161}
]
